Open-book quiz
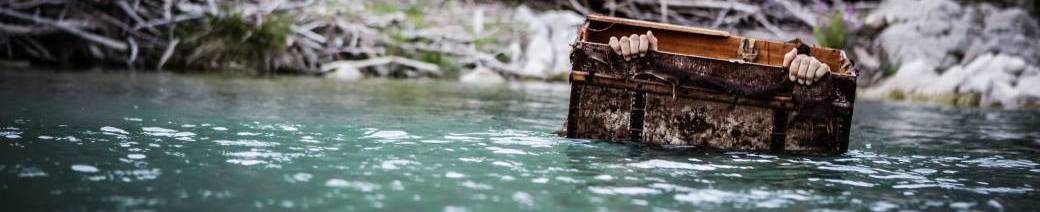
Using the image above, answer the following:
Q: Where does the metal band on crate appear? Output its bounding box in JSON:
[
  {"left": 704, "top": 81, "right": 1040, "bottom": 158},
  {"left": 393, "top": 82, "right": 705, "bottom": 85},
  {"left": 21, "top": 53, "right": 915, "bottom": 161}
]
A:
[
  {"left": 769, "top": 109, "right": 787, "bottom": 151},
  {"left": 629, "top": 76, "right": 647, "bottom": 142}
]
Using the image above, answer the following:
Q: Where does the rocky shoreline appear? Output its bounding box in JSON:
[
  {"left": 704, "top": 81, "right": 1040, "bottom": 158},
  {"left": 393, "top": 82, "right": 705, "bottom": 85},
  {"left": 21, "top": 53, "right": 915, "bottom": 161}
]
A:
[
  {"left": 857, "top": 0, "right": 1039, "bottom": 108},
  {"left": 2, "top": 0, "right": 1038, "bottom": 108}
]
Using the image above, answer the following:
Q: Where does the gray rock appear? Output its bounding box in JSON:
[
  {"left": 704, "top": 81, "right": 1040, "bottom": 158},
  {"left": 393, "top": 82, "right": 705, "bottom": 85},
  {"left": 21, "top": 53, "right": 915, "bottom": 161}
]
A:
[{"left": 870, "top": 0, "right": 973, "bottom": 68}]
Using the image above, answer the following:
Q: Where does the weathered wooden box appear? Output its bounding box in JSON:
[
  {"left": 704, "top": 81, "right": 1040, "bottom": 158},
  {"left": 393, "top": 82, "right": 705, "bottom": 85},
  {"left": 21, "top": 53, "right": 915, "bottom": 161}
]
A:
[{"left": 564, "top": 15, "right": 857, "bottom": 154}]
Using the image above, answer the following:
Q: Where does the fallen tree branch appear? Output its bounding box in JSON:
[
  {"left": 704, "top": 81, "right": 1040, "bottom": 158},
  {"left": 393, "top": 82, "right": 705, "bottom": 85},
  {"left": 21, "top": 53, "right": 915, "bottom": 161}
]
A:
[{"left": 0, "top": 8, "right": 128, "bottom": 51}]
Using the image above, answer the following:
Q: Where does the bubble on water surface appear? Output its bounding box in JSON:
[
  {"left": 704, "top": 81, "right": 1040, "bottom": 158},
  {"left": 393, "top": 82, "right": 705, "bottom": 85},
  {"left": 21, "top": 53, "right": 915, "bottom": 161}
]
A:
[{"left": 71, "top": 164, "right": 99, "bottom": 173}]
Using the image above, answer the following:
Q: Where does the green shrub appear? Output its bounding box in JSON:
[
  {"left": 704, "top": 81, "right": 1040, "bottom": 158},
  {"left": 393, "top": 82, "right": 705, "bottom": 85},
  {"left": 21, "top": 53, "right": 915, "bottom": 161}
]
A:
[{"left": 813, "top": 11, "right": 848, "bottom": 50}]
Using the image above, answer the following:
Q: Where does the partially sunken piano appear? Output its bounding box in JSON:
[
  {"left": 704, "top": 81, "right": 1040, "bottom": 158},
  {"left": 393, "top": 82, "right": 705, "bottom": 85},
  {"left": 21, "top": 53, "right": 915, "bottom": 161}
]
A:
[{"left": 563, "top": 15, "right": 858, "bottom": 154}]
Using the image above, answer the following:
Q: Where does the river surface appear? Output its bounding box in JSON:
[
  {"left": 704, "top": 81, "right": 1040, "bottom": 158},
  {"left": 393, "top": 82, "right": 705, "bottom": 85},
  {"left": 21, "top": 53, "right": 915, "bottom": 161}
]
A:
[{"left": 1, "top": 69, "right": 1038, "bottom": 211}]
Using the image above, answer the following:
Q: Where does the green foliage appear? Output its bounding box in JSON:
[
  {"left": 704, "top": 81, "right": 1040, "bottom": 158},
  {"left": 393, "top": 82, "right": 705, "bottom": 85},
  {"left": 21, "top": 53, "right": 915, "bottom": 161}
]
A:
[
  {"left": 417, "top": 50, "right": 461, "bottom": 77},
  {"left": 180, "top": 12, "right": 291, "bottom": 71},
  {"left": 881, "top": 63, "right": 898, "bottom": 78},
  {"left": 813, "top": 11, "right": 848, "bottom": 50}
]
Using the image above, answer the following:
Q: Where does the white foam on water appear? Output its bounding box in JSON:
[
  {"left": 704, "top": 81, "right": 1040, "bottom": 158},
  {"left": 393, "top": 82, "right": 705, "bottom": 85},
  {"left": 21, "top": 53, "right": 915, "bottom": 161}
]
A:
[
  {"left": 17, "top": 168, "right": 48, "bottom": 178},
  {"left": 127, "top": 154, "right": 146, "bottom": 160},
  {"left": 212, "top": 127, "right": 228, "bottom": 131},
  {"left": 458, "top": 157, "right": 485, "bottom": 163},
  {"left": 363, "top": 130, "right": 416, "bottom": 140},
  {"left": 420, "top": 140, "right": 450, "bottom": 144},
  {"left": 101, "top": 126, "right": 129, "bottom": 134},
  {"left": 460, "top": 181, "right": 493, "bottom": 190},
  {"left": 5, "top": 134, "right": 20, "bottom": 139},
  {"left": 123, "top": 117, "right": 143, "bottom": 122},
  {"left": 594, "top": 175, "right": 614, "bottom": 181},
  {"left": 485, "top": 147, "right": 529, "bottom": 155},
  {"left": 443, "top": 206, "right": 466, "bottom": 212},
  {"left": 489, "top": 136, "right": 556, "bottom": 148},
  {"left": 226, "top": 159, "right": 265, "bottom": 166},
  {"left": 531, "top": 177, "right": 549, "bottom": 184},
  {"left": 213, "top": 139, "right": 279, "bottom": 147},
  {"left": 627, "top": 159, "right": 716, "bottom": 170},
  {"left": 492, "top": 161, "right": 520, "bottom": 168},
  {"left": 381, "top": 159, "right": 420, "bottom": 170},
  {"left": 869, "top": 173, "right": 926, "bottom": 180},
  {"left": 279, "top": 125, "right": 298, "bottom": 131},
  {"left": 390, "top": 180, "right": 404, "bottom": 191},
  {"left": 588, "top": 186, "right": 662, "bottom": 195},
  {"left": 292, "top": 173, "right": 312, "bottom": 182},
  {"left": 236, "top": 132, "right": 261, "bottom": 136},
  {"left": 181, "top": 124, "right": 197, "bottom": 128},
  {"left": 142, "top": 127, "right": 195, "bottom": 138},
  {"left": 912, "top": 168, "right": 937, "bottom": 174},
  {"left": 817, "top": 165, "right": 879, "bottom": 174},
  {"left": 325, "top": 179, "right": 381, "bottom": 192},
  {"left": 445, "top": 171, "right": 466, "bottom": 178},
  {"left": 674, "top": 189, "right": 737, "bottom": 203},
  {"left": 70, "top": 164, "right": 99, "bottom": 173},
  {"left": 142, "top": 127, "right": 176, "bottom": 133},
  {"left": 961, "top": 156, "right": 1039, "bottom": 168},
  {"left": 554, "top": 176, "right": 582, "bottom": 183},
  {"left": 824, "top": 179, "right": 876, "bottom": 187},
  {"left": 37, "top": 136, "right": 54, "bottom": 140},
  {"left": 512, "top": 192, "right": 534, "bottom": 207}
]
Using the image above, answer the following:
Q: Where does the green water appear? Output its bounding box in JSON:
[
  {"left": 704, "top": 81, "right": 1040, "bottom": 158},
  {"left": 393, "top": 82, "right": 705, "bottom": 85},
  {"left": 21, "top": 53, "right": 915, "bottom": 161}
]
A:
[{"left": 1, "top": 69, "right": 1037, "bottom": 211}]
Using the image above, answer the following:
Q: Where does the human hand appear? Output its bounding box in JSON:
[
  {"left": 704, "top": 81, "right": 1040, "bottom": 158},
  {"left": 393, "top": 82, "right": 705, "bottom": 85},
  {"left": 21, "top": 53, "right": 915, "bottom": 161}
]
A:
[
  {"left": 782, "top": 48, "right": 830, "bottom": 85},
  {"left": 608, "top": 30, "right": 658, "bottom": 61}
]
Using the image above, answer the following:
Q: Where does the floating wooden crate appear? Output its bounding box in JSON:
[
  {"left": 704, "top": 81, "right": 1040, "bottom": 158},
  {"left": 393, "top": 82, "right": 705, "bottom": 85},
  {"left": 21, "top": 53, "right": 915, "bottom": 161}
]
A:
[{"left": 564, "top": 15, "right": 858, "bottom": 154}]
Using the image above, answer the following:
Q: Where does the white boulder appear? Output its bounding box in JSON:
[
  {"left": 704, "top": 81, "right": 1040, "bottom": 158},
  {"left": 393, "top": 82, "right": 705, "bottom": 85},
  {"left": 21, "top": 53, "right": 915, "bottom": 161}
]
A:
[{"left": 514, "top": 5, "right": 583, "bottom": 79}]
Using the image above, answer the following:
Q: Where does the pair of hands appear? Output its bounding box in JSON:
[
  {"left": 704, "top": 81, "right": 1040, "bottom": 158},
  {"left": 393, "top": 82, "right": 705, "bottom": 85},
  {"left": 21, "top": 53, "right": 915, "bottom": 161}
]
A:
[{"left": 607, "top": 31, "right": 830, "bottom": 85}]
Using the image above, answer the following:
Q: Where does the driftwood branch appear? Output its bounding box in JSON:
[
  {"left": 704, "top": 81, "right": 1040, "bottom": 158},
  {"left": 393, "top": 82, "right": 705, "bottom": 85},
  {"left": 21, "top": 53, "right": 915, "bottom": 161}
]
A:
[{"left": 0, "top": 8, "right": 128, "bottom": 51}]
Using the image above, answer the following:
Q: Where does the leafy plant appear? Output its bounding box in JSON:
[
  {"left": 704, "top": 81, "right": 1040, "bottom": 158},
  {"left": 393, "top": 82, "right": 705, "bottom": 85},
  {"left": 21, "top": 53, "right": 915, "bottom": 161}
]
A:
[{"left": 814, "top": 11, "right": 848, "bottom": 50}]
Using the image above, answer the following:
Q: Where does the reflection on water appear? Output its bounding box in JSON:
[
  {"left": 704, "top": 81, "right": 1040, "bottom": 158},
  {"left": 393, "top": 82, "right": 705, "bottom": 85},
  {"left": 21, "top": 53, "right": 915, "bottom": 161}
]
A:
[{"left": 0, "top": 69, "right": 1037, "bottom": 211}]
